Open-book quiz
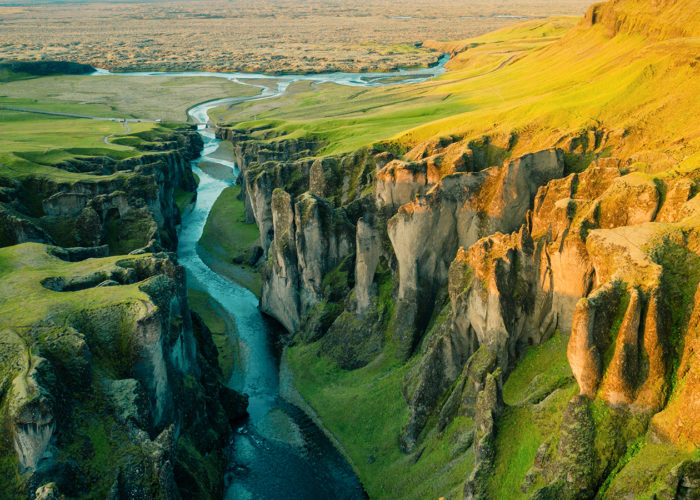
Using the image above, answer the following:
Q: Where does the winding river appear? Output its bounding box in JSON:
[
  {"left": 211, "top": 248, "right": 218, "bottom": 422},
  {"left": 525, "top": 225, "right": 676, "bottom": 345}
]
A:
[{"left": 109, "top": 59, "right": 448, "bottom": 499}]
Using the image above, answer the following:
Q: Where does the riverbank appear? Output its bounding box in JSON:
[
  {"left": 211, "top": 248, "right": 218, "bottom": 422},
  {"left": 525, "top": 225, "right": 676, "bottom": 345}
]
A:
[
  {"left": 278, "top": 349, "right": 361, "bottom": 474},
  {"left": 197, "top": 184, "right": 262, "bottom": 297}
]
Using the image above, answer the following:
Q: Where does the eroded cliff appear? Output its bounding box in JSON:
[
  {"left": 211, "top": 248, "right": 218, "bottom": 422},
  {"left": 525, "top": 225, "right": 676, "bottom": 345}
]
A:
[
  {"left": 0, "top": 125, "right": 247, "bottom": 499},
  {"left": 220, "top": 115, "right": 699, "bottom": 499}
]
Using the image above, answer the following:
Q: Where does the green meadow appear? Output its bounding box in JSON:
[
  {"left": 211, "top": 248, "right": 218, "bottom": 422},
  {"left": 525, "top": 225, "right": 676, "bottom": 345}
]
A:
[
  {"left": 0, "top": 74, "right": 258, "bottom": 122},
  {"left": 213, "top": 16, "right": 700, "bottom": 168}
]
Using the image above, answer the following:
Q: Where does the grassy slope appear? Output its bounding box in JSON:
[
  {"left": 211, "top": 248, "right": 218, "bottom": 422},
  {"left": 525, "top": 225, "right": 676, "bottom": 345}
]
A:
[
  {"left": 197, "top": 185, "right": 262, "bottom": 296},
  {"left": 0, "top": 67, "right": 258, "bottom": 180},
  {"left": 0, "top": 243, "right": 151, "bottom": 331},
  {"left": 0, "top": 74, "right": 258, "bottom": 122},
  {"left": 188, "top": 289, "right": 239, "bottom": 382},
  {"left": 0, "top": 110, "right": 185, "bottom": 182},
  {"left": 287, "top": 345, "right": 475, "bottom": 499},
  {"left": 256, "top": 3, "right": 700, "bottom": 498},
  {"left": 490, "top": 333, "right": 577, "bottom": 499},
  {"left": 215, "top": 9, "right": 699, "bottom": 168}
]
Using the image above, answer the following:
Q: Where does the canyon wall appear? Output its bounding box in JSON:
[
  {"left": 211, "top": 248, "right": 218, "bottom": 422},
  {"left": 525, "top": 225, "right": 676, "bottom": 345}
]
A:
[
  {"left": 221, "top": 121, "right": 700, "bottom": 498},
  {"left": 0, "top": 126, "right": 247, "bottom": 499}
]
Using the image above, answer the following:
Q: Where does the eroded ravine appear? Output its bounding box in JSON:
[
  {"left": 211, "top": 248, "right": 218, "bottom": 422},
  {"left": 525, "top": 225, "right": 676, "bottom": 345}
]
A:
[
  {"left": 178, "top": 111, "right": 364, "bottom": 499},
  {"left": 175, "top": 61, "right": 446, "bottom": 498}
]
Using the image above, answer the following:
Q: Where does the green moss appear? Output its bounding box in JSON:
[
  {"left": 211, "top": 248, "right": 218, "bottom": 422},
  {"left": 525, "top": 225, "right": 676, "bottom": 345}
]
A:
[
  {"left": 648, "top": 237, "right": 700, "bottom": 387},
  {"left": 563, "top": 151, "right": 595, "bottom": 174},
  {"left": 71, "top": 304, "right": 138, "bottom": 379},
  {"left": 174, "top": 187, "right": 196, "bottom": 214},
  {"left": 0, "top": 398, "right": 24, "bottom": 498},
  {"left": 600, "top": 288, "right": 631, "bottom": 372},
  {"left": 502, "top": 332, "right": 573, "bottom": 406},
  {"left": 188, "top": 289, "right": 238, "bottom": 382},
  {"left": 197, "top": 185, "right": 261, "bottom": 296},
  {"left": 104, "top": 209, "right": 154, "bottom": 255},
  {"left": 602, "top": 442, "right": 698, "bottom": 499},
  {"left": 375, "top": 257, "right": 395, "bottom": 324},
  {"left": 588, "top": 398, "right": 649, "bottom": 480},
  {"left": 175, "top": 434, "right": 223, "bottom": 500},
  {"left": 320, "top": 253, "right": 355, "bottom": 302},
  {"left": 60, "top": 387, "right": 148, "bottom": 499}
]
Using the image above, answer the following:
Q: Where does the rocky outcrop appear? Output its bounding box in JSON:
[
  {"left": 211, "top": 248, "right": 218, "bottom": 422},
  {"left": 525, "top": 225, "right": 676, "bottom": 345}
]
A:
[
  {"left": 261, "top": 188, "right": 354, "bottom": 336},
  {"left": 463, "top": 372, "right": 503, "bottom": 500},
  {"left": 223, "top": 114, "right": 700, "bottom": 499},
  {"left": 0, "top": 247, "right": 247, "bottom": 498},
  {"left": 0, "top": 122, "right": 246, "bottom": 499},
  {"left": 0, "top": 126, "right": 200, "bottom": 254},
  {"left": 397, "top": 155, "right": 700, "bottom": 463},
  {"left": 388, "top": 149, "right": 563, "bottom": 308},
  {"left": 261, "top": 189, "right": 301, "bottom": 332}
]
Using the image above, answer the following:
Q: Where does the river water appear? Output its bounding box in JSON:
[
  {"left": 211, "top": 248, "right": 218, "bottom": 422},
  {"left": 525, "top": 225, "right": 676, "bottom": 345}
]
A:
[{"left": 154, "top": 61, "right": 447, "bottom": 499}]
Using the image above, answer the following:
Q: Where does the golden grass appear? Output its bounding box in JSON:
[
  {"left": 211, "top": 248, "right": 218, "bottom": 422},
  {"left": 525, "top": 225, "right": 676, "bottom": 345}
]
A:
[{"left": 217, "top": 0, "right": 700, "bottom": 170}]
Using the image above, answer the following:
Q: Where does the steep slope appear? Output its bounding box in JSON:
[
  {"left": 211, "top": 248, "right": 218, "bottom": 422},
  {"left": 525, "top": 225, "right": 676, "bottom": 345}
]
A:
[
  {"left": 0, "top": 114, "right": 247, "bottom": 498},
  {"left": 216, "top": 0, "right": 700, "bottom": 498}
]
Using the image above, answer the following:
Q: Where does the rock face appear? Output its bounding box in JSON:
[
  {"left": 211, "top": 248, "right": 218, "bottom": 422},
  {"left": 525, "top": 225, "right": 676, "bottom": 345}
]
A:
[
  {"left": 0, "top": 247, "right": 248, "bottom": 499},
  {"left": 464, "top": 373, "right": 503, "bottom": 500},
  {"left": 222, "top": 115, "right": 700, "bottom": 499},
  {"left": 388, "top": 149, "right": 563, "bottom": 300},
  {"left": 0, "top": 125, "right": 248, "bottom": 499},
  {"left": 0, "top": 126, "right": 200, "bottom": 254}
]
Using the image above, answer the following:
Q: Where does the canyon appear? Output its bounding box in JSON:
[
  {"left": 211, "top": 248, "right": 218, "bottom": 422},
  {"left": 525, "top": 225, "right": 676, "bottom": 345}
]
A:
[
  {"left": 212, "top": 0, "right": 700, "bottom": 497},
  {"left": 0, "top": 0, "right": 699, "bottom": 497}
]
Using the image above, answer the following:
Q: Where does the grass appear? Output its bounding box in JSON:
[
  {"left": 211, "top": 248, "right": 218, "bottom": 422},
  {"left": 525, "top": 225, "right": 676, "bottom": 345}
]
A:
[
  {"left": 213, "top": 8, "right": 700, "bottom": 169},
  {"left": 489, "top": 406, "right": 543, "bottom": 499},
  {"left": 187, "top": 289, "right": 238, "bottom": 382},
  {"left": 603, "top": 441, "right": 699, "bottom": 498},
  {"left": 0, "top": 243, "right": 151, "bottom": 331},
  {"left": 648, "top": 238, "right": 700, "bottom": 382},
  {"left": 197, "top": 185, "right": 262, "bottom": 296},
  {"left": 0, "top": 110, "right": 186, "bottom": 182},
  {"left": 502, "top": 332, "right": 573, "bottom": 406},
  {"left": 287, "top": 342, "right": 475, "bottom": 499},
  {"left": 61, "top": 395, "right": 143, "bottom": 499},
  {"left": 175, "top": 187, "right": 196, "bottom": 214},
  {"left": 0, "top": 74, "right": 259, "bottom": 122},
  {"left": 487, "top": 332, "right": 579, "bottom": 499}
]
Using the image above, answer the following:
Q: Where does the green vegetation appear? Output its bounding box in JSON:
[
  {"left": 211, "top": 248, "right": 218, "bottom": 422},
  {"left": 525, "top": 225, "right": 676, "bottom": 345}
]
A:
[
  {"left": 603, "top": 441, "right": 699, "bottom": 498},
  {"left": 0, "top": 243, "right": 149, "bottom": 331},
  {"left": 61, "top": 393, "right": 146, "bottom": 499},
  {"left": 487, "top": 333, "right": 579, "bottom": 499},
  {"left": 188, "top": 289, "right": 238, "bottom": 382},
  {"left": 175, "top": 188, "right": 196, "bottom": 214},
  {"left": 0, "top": 74, "right": 258, "bottom": 122},
  {"left": 287, "top": 342, "right": 474, "bottom": 499},
  {"left": 489, "top": 407, "right": 543, "bottom": 499},
  {"left": 502, "top": 332, "right": 573, "bottom": 406},
  {"left": 214, "top": 11, "right": 700, "bottom": 169},
  {"left": 197, "top": 185, "right": 262, "bottom": 296},
  {"left": 648, "top": 238, "right": 700, "bottom": 382},
  {"left": 0, "top": 110, "right": 183, "bottom": 181}
]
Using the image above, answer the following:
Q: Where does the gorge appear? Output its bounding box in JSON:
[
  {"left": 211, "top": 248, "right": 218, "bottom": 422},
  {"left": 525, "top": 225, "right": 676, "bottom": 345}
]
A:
[{"left": 0, "top": 0, "right": 699, "bottom": 498}]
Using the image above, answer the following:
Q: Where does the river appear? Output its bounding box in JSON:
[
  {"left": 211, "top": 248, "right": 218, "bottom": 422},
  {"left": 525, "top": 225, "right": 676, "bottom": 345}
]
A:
[{"left": 140, "top": 60, "right": 448, "bottom": 499}]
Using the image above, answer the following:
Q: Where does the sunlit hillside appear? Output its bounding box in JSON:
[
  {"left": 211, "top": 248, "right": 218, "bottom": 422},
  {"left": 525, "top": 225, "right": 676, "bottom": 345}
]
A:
[{"left": 218, "top": 0, "right": 700, "bottom": 172}]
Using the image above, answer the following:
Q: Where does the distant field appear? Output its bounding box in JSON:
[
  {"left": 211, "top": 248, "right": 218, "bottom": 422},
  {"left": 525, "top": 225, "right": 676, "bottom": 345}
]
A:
[
  {"left": 0, "top": 109, "right": 176, "bottom": 181},
  {"left": 215, "top": 15, "right": 700, "bottom": 169},
  {"left": 0, "top": 0, "right": 591, "bottom": 74},
  {"left": 0, "top": 74, "right": 258, "bottom": 122},
  {"left": 212, "top": 17, "right": 578, "bottom": 154}
]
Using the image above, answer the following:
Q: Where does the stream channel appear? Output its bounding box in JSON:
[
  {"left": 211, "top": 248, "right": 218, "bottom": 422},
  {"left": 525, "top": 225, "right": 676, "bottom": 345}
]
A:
[{"left": 95, "top": 57, "right": 447, "bottom": 499}]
